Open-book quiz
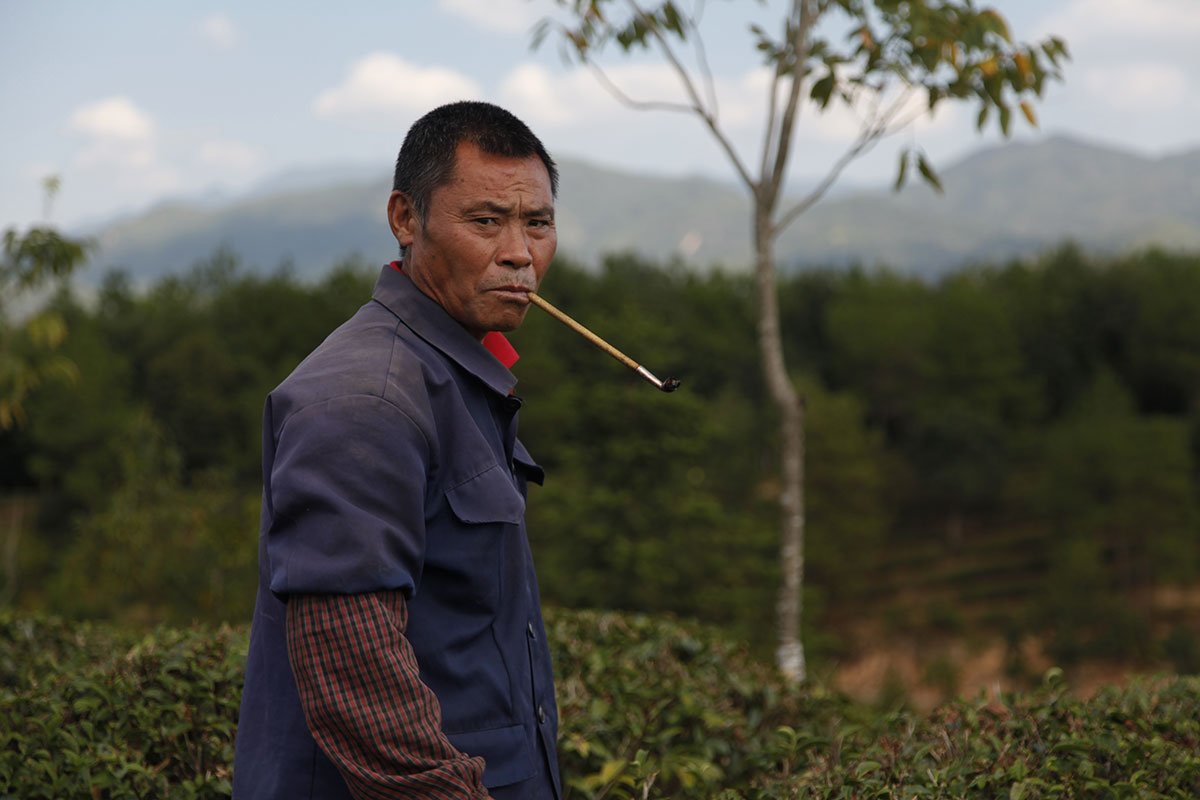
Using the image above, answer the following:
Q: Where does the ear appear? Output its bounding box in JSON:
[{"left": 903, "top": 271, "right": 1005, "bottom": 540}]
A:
[{"left": 387, "top": 190, "right": 418, "bottom": 248}]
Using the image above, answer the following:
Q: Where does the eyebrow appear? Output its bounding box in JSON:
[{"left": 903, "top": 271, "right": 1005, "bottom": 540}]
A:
[{"left": 463, "top": 200, "right": 554, "bottom": 219}]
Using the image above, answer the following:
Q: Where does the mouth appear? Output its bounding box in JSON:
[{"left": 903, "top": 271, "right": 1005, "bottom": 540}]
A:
[{"left": 487, "top": 285, "right": 534, "bottom": 304}]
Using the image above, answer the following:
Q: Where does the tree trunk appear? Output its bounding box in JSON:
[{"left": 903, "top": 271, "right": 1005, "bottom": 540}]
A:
[
  {"left": 753, "top": 203, "right": 807, "bottom": 682},
  {"left": 1, "top": 494, "right": 24, "bottom": 607}
]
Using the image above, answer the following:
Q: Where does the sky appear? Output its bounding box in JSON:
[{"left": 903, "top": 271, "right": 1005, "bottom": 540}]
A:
[{"left": 2, "top": 0, "right": 1197, "bottom": 232}]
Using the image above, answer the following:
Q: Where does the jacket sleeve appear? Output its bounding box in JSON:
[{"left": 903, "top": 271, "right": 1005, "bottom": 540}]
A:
[
  {"left": 266, "top": 393, "right": 430, "bottom": 599},
  {"left": 286, "top": 589, "right": 491, "bottom": 800}
]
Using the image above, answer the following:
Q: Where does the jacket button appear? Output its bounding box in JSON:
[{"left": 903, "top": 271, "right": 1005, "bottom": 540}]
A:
[
  {"left": 526, "top": 622, "right": 536, "bottom": 640},
  {"left": 537, "top": 705, "right": 546, "bottom": 724}
]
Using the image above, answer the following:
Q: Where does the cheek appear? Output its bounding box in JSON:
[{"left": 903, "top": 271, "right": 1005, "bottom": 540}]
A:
[
  {"left": 448, "top": 242, "right": 493, "bottom": 290},
  {"left": 533, "top": 234, "right": 557, "bottom": 264}
]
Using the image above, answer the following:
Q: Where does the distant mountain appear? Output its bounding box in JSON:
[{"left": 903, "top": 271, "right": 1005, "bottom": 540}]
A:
[
  {"left": 84, "top": 136, "right": 1200, "bottom": 282},
  {"left": 769, "top": 136, "right": 1200, "bottom": 271}
]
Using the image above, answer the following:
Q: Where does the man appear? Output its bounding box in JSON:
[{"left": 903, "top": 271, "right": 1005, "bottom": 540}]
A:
[{"left": 233, "top": 101, "right": 560, "bottom": 800}]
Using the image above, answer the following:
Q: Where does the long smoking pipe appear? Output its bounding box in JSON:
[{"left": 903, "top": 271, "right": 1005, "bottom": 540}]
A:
[{"left": 527, "top": 292, "right": 681, "bottom": 393}]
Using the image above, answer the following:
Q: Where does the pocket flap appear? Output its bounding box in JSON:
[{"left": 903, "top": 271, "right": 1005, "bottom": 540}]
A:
[{"left": 446, "top": 464, "right": 525, "bottom": 525}]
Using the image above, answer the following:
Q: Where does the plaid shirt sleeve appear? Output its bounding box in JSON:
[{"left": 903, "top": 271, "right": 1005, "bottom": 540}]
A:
[{"left": 286, "top": 590, "right": 490, "bottom": 800}]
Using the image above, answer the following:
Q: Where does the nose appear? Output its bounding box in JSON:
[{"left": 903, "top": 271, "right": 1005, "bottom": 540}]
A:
[{"left": 496, "top": 222, "right": 533, "bottom": 269}]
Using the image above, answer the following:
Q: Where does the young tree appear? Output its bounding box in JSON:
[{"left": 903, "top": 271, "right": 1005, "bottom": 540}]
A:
[
  {"left": 1, "top": 178, "right": 89, "bottom": 606},
  {"left": 536, "top": 0, "right": 1067, "bottom": 680},
  {"left": 1, "top": 178, "right": 91, "bottom": 429}
]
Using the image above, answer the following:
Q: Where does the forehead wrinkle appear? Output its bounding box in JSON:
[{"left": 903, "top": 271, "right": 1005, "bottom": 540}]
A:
[
  {"left": 462, "top": 200, "right": 514, "bottom": 215},
  {"left": 461, "top": 199, "right": 555, "bottom": 219}
]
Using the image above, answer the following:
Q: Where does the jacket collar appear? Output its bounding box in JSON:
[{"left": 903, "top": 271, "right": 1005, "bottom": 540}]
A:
[{"left": 370, "top": 264, "right": 519, "bottom": 397}]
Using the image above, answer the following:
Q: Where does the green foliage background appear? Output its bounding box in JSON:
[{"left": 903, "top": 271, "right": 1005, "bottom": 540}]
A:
[
  {"left": 3, "top": 242, "right": 1200, "bottom": 796},
  {"left": 3, "top": 244, "right": 1200, "bottom": 669},
  {"left": 4, "top": 610, "right": 1198, "bottom": 798}
]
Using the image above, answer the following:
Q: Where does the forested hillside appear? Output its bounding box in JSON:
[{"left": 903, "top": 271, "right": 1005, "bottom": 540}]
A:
[
  {"left": 86, "top": 137, "right": 1200, "bottom": 281},
  {"left": 3, "top": 244, "right": 1198, "bottom": 699}
]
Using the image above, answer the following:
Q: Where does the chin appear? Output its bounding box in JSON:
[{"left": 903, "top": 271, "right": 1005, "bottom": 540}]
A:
[{"left": 492, "top": 311, "right": 529, "bottom": 333}]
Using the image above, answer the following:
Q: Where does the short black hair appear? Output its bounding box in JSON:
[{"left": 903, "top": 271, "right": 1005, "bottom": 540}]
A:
[{"left": 392, "top": 101, "right": 558, "bottom": 223}]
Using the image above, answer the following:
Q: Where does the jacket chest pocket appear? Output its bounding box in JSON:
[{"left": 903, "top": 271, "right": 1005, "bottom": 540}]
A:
[
  {"left": 423, "top": 463, "right": 526, "bottom": 613},
  {"left": 446, "top": 463, "right": 526, "bottom": 525}
]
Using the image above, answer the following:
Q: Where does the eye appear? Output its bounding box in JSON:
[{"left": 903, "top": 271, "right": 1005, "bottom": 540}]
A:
[{"left": 473, "top": 217, "right": 498, "bottom": 227}]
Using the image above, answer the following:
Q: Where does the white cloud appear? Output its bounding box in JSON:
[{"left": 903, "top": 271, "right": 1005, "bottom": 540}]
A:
[
  {"left": 65, "top": 95, "right": 182, "bottom": 198},
  {"left": 437, "top": 0, "right": 543, "bottom": 34},
  {"left": 499, "top": 63, "right": 657, "bottom": 125},
  {"left": 71, "top": 141, "right": 181, "bottom": 198},
  {"left": 198, "top": 139, "right": 261, "bottom": 171},
  {"left": 69, "top": 96, "right": 155, "bottom": 141},
  {"left": 497, "top": 64, "right": 577, "bottom": 125},
  {"left": 1039, "top": 0, "right": 1200, "bottom": 42},
  {"left": 70, "top": 96, "right": 160, "bottom": 171},
  {"left": 499, "top": 61, "right": 955, "bottom": 145},
  {"left": 1021, "top": 0, "right": 1198, "bottom": 154},
  {"left": 198, "top": 13, "right": 240, "bottom": 49},
  {"left": 502, "top": 61, "right": 759, "bottom": 129},
  {"left": 76, "top": 141, "right": 156, "bottom": 169},
  {"left": 313, "top": 53, "right": 482, "bottom": 121},
  {"left": 713, "top": 67, "right": 770, "bottom": 129},
  {"left": 1082, "top": 63, "right": 1188, "bottom": 111}
]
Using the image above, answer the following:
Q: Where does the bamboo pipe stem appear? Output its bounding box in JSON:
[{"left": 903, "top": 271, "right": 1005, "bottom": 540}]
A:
[{"left": 526, "top": 292, "right": 680, "bottom": 393}]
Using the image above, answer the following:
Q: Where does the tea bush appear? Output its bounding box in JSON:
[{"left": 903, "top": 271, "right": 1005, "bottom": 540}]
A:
[
  {"left": 544, "top": 609, "right": 850, "bottom": 798},
  {"left": 1, "top": 614, "right": 244, "bottom": 798},
  {"left": 734, "top": 671, "right": 1200, "bottom": 799},
  {"left": 2, "top": 610, "right": 1198, "bottom": 798}
]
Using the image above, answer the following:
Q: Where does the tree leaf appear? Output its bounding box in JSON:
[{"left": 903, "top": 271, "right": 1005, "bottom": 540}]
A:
[
  {"left": 894, "top": 148, "right": 910, "bottom": 192},
  {"left": 661, "top": 1, "right": 684, "bottom": 37},
  {"left": 811, "top": 73, "right": 836, "bottom": 108},
  {"left": 1019, "top": 100, "right": 1037, "bottom": 128},
  {"left": 917, "top": 152, "right": 944, "bottom": 193},
  {"left": 980, "top": 9, "right": 1012, "bottom": 42},
  {"left": 531, "top": 19, "right": 552, "bottom": 50},
  {"left": 1014, "top": 51, "right": 1033, "bottom": 84},
  {"left": 858, "top": 26, "right": 874, "bottom": 51},
  {"left": 566, "top": 29, "right": 589, "bottom": 54}
]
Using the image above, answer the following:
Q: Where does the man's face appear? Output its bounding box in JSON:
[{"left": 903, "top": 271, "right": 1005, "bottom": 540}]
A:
[{"left": 388, "top": 142, "right": 556, "bottom": 340}]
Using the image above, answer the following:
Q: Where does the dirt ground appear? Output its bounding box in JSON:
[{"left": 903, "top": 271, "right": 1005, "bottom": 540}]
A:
[
  {"left": 829, "top": 585, "right": 1200, "bottom": 710},
  {"left": 830, "top": 632, "right": 1159, "bottom": 711}
]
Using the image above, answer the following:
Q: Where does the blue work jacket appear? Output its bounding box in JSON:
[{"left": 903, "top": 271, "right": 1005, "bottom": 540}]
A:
[{"left": 233, "top": 265, "right": 560, "bottom": 799}]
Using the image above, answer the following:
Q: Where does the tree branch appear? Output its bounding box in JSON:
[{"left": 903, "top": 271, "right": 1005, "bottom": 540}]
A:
[
  {"left": 624, "top": 0, "right": 756, "bottom": 190},
  {"left": 772, "top": 86, "right": 918, "bottom": 235},
  {"left": 584, "top": 61, "right": 696, "bottom": 114},
  {"left": 765, "top": 0, "right": 816, "bottom": 208},
  {"left": 759, "top": 41, "right": 787, "bottom": 192},
  {"left": 772, "top": 132, "right": 872, "bottom": 236},
  {"left": 682, "top": 3, "right": 720, "bottom": 118}
]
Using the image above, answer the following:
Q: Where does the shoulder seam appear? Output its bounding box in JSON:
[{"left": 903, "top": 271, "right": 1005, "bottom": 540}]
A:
[{"left": 275, "top": 392, "right": 434, "bottom": 458}]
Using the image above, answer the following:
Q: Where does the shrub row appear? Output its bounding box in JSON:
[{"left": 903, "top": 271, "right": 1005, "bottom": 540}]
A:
[
  {"left": 1, "top": 614, "right": 242, "bottom": 798},
  {"left": 2, "top": 610, "right": 1197, "bottom": 798},
  {"left": 734, "top": 672, "right": 1200, "bottom": 799}
]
